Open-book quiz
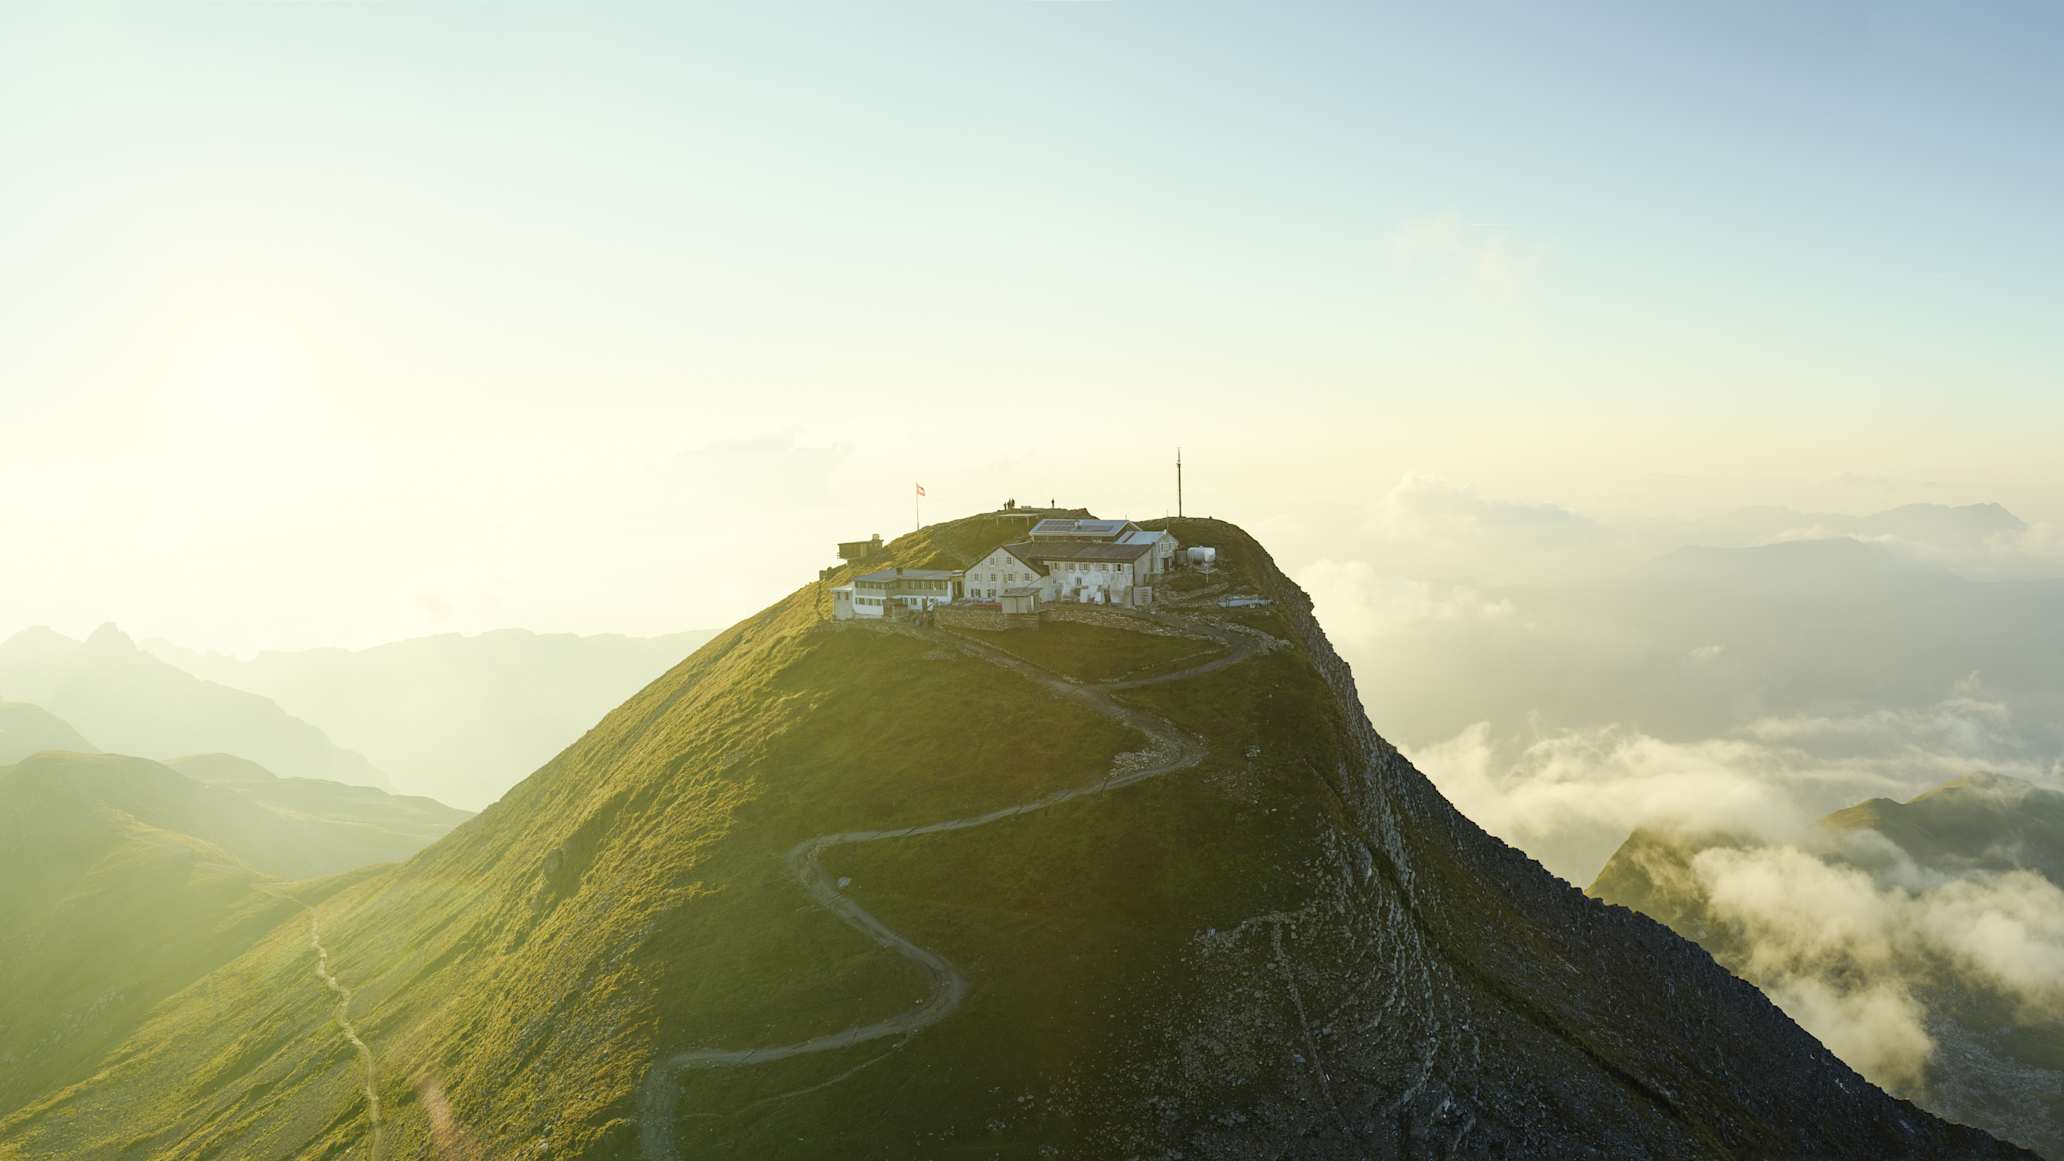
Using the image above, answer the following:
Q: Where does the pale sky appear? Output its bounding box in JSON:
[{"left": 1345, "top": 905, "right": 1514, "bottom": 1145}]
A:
[{"left": 4, "top": 2, "right": 2060, "bottom": 654}]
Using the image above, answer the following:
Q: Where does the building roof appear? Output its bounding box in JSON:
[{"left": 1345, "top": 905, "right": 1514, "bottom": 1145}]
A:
[
  {"left": 1000, "top": 585, "right": 1042, "bottom": 598},
  {"left": 837, "top": 534, "right": 886, "bottom": 561},
  {"left": 1119, "top": 529, "right": 1172, "bottom": 546},
  {"left": 1005, "top": 540, "right": 1154, "bottom": 564},
  {"left": 1028, "top": 517, "right": 1137, "bottom": 539},
  {"left": 986, "top": 545, "right": 1051, "bottom": 576},
  {"left": 855, "top": 567, "right": 962, "bottom": 584}
]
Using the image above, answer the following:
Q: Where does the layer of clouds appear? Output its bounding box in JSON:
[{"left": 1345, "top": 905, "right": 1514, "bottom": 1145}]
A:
[
  {"left": 1687, "top": 845, "right": 2064, "bottom": 1095},
  {"left": 1408, "top": 684, "right": 2053, "bottom": 885},
  {"left": 1374, "top": 474, "right": 1593, "bottom": 539},
  {"left": 1329, "top": 475, "right": 1635, "bottom": 588},
  {"left": 1740, "top": 676, "right": 2024, "bottom": 763},
  {"left": 1404, "top": 672, "right": 2064, "bottom": 1103},
  {"left": 1299, "top": 558, "right": 1515, "bottom": 644}
]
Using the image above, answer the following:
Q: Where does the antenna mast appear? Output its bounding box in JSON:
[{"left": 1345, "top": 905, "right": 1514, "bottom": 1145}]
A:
[{"left": 1176, "top": 447, "right": 1184, "bottom": 518}]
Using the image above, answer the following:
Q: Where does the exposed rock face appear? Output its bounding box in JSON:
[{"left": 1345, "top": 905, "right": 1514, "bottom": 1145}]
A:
[{"left": 1089, "top": 523, "right": 2031, "bottom": 1159}]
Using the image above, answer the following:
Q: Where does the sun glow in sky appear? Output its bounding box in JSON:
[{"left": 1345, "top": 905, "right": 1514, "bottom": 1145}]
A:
[{"left": 3, "top": 2, "right": 2060, "bottom": 653}]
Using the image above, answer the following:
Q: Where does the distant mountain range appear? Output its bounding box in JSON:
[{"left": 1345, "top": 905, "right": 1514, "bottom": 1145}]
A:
[
  {"left": 1824, "top": 771, "right": 2064, "bottom": 886},
  {"left": 1361, "top": 532, "right": 2064, "bottom": 756},
  {"left": 150, "top": 627, "right": 716, "bottom": 808},
  {"left": 1592, "top": 774, "right": 2064, "bottom": 1158},
  {"left": 1676, "top": 502, "right": 2031, "bottom": 558},
  {"left": 0, "top": 625, "right": 391, "bottom": 789}
]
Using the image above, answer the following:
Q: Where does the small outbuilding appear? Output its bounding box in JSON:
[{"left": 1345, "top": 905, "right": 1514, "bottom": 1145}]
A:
[
  {"left": 837, "top": 534, "right": 886, "bottom": 565},
  {"left": 1119, "top": 528, "right": 1181, "bottom": 575},
  {"left": 998, "top": 586, "right": 1043, "bottom": 615}
]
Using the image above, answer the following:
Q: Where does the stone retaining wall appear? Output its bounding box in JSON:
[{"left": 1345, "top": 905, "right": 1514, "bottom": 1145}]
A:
[
  {"left": 936, "top": 605, "right": 1040, "bottom": 632},
  {"left": 1043, "top": 606, "right": 1195, "bottom": 639}
]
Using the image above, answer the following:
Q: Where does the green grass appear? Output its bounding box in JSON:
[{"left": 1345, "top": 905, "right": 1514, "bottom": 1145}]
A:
[
  {"left": 0, "top": 551, "right": 1146, "bottom": 1158},
  {"left": 0, "top": 756, "right": 302, "bottom": 1116},
  {"left": 661, "top": 616, "right": 1345, "bottom": 1158},
  {"left": 633, "top": 628, "right": 1142, "bottom": 1051},
  {"left": 944, "top": 618, "right": 1224, "bottom": 684}
]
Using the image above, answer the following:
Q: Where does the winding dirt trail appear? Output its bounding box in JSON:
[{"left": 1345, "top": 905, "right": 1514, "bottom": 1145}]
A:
[
  {"left": 308, "top": 909, "right": 385, "bottom": 1159},
  {"left": 638, "top": 615, "right": 1264, "bottom": 1158},
  {"left": 260, "top": 889, "right": 384, "bottom": 1159}
]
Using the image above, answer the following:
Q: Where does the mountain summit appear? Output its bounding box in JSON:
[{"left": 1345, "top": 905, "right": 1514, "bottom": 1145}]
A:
[{"left": 0, "top": 514, "right": 2031, "bottom": 1158}]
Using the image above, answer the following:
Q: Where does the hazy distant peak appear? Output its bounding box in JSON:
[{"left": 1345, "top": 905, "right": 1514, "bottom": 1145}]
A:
[
  {"left": 1640, "top": 535, "right": 1932, "bottom": 584},
  {"left": 1821, "top": 771, "right": 2064, "bottom": 887},
  {"left": 83, "top": 622, "right": 140, "bottom": 653},
  {"left": 1694, "top": 502, "right": 2035, "bottom": 572},
  {"left": 1912, "top": 770, "right": 2049, "bottom": 805},
  {"left": 168, "top": 752, "right": 279, "bottom": 784},
  {"left": 1, "top": 625, "right": 79, "bottom": 656},
  {"left": 1869, "top": 500, "right": 2025, "bottom": 529},
  {"left": 0, "top": 620, "right": 398, "bottom": 791}
]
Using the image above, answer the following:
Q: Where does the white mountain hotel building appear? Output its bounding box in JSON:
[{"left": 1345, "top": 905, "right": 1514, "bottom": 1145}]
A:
[{"left": 833, "top": 516, "right": 1180, "bottom": 620}]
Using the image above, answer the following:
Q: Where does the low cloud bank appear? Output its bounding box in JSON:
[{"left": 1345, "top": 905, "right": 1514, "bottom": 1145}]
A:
[
  {"left": 1298, "top": 559, "right": 1516, "bottom": 642},
  {"left": 1403, "top": 681, "right": 2064, "bottom": 1099},
  {"left": 1406, "top": 693, "right": 2064, "bottom": 1105},
  {"left": 1686, "top": 845, "right": 2064, "bottom": 1094},
  {"left": 1407, "top": 685, "right": 2050, "bottom": 884}
]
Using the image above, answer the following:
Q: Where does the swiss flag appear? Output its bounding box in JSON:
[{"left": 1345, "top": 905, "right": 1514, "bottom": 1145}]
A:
[{"left": 915, "top": 483, "right": 926, "bottom": 497}]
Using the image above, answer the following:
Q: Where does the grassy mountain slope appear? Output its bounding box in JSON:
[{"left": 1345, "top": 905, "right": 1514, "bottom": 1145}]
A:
[
  {"left": 0, "top": 754, "right": 310, "bottom": 1114},
  {"left": 164, "top": 753, "right": 472, "bottom": 868},
  {"left": 0, "top": 625, "right": 391, "bottom": 789},
  {"left": 1591, "top": 775, "right": 2064, "bottom": 1157},
  {"left": 0, "top": 514, "right": 2033, "bottom": 1159},
  {"left": 1825, "top": 772, "right": 2064, "bottom": 886},
  {"left": 0, "top": 701, "right": 94, "bottom": 764},
  {"left": 155, "top": 627, "right": 718, "bottom": 809}
]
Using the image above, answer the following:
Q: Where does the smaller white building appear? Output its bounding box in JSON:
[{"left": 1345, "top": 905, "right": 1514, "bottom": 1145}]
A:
[
  {"left": 998, "top": 586, "right": 1042, "bottom": 615},
  {"left": 831, "top": 567, "right": 962, "bottom": 620},
  {"left": 1118, "top": 528, "right": 1181, "bottom": 576}
]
